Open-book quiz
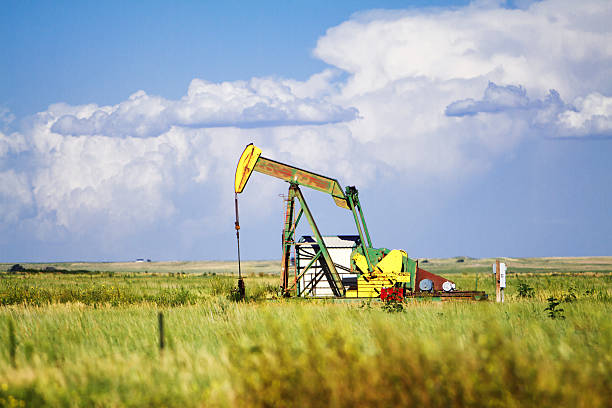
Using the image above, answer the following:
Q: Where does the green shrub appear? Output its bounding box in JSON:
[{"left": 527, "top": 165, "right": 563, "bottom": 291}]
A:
[
  {"left": 516, "top": 280, "right": 535, "bottom": 298},
  {"left": 544, "top": 297, "right": 565, "bottom": 319}
]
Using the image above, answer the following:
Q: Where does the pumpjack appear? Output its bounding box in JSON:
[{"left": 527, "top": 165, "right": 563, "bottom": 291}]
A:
[{"left": 234, "top": 143, "right": 486, "bottom": 301}]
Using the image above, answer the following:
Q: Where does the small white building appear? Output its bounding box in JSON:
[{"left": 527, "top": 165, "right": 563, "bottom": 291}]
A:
[{"left": 296, "top": 235, "right": 360, "bottom": 297}]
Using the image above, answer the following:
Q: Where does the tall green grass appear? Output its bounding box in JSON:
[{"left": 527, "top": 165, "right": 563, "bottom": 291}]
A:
[
  {"left": 0, "top": 270, "right": 610, "bottom": 407},
  {"left": 0, "top": 273, "right": 278, "bottom": 306}
]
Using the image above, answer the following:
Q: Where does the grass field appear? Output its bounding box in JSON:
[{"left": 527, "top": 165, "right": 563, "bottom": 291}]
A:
[{"left": 1, "top": 258, "right": 611, "bottom": 407}]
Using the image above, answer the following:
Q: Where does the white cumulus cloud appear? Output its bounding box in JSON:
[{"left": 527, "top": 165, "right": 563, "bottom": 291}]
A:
[
  {"left": 316, "top": 0, "right": 612, "bottom": 100},
  {"left": 0, "top": 170, "right": 32, "bottom": 223},
  {"left": 445, "top": 82, "right": 531, "bottom": 116},
  {"left": 557, "top": 93, "right": 612, "bottom": 137},
  {"left": 49, "top": 76, "right": 358, "bottom": 138}
]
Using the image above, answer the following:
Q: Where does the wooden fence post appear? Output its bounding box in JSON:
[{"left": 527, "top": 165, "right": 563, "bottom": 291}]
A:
[
  {"left": 158, "top": 312, "right": 165, "bottom": 352},
  {"left": 8, "top": 318, "right": 16, "bottom": 367},
  {"left": 496, "top": 260, "right": 501, "bottom": 303},
  {"left": 494, "top": 260, "right": 507, "bottom": 303}
]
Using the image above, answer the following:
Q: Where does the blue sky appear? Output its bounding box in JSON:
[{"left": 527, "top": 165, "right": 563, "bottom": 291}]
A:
[
  {"left": 1, "top": 0, "right": 611, "bottom": 262},
  {"left": 2, "top": 0, "right": 470, "bottom": 118}
]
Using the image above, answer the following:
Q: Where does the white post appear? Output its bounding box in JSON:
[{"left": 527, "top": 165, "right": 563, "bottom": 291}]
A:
[{"left": 500, "top": 262, "right": 506, "bottom": 303}]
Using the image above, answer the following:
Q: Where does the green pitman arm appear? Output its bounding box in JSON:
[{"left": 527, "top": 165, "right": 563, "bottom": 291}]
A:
[{"left": 235, "top": 143, "right": 349, "bottom": 209}]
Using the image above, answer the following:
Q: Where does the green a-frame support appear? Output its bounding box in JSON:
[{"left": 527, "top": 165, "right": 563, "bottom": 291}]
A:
[{"left": 281, "top": 184, "right": 345, "bottom": 297}]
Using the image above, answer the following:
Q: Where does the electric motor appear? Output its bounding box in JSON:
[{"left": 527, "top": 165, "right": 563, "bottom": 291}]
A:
[
  {"left": 419, "top": 279, "right": 433, "bottom": 292},
  {"left": 442, "top": 281, "right": 456, "bottom": 292}
]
